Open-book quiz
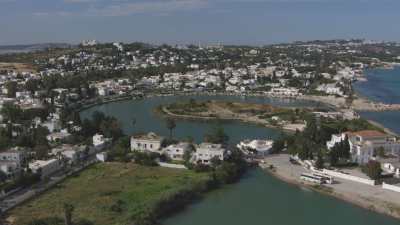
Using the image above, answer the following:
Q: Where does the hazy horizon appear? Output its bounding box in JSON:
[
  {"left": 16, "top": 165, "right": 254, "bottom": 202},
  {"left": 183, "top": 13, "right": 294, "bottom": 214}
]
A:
[{"left": 1, "top": 0, "right": 399, "bottom": 45}]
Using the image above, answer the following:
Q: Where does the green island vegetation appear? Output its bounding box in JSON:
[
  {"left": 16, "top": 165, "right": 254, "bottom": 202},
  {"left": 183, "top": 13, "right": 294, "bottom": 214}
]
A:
[
  {"left": 159, "top": 99, "right": 312, "bottom": 127},
  {"left": 163, "top": 99, "right": 290, "bottom": 117}
]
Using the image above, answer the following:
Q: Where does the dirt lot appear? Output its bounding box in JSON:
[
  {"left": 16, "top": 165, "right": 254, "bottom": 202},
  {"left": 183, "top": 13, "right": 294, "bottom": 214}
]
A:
[{"left": 0, "top": 62, "right": 36, "bottom": 73}]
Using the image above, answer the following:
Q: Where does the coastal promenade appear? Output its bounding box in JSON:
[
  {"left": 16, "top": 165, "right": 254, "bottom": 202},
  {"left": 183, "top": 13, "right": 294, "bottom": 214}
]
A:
[{"left": 261, "top": 154, "right": 400, "bottom": 220}]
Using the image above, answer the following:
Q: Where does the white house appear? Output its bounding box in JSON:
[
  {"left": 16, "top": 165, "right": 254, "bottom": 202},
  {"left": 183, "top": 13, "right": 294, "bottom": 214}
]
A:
[
  {"left": 327, "top": 130, "right": 400, "bottom": 165},
  {"left": 96, "top": 152, "right": 108, "bottom": 162},
  {"left": 0, "top": 161, "right": 21, "bottom": 179},
  {"left": 130, "top": 132, "right": 164, "bottom": 153},
  {"left": 0, "top": 148, "right": 27, "bottom": 166},
  {"left": 326, "top": 133, "right": 347, "bottom": 150},
  {"left": 29, "top": 158, "right": 62, "bottom": 178},
  {"left": 41, "top": 118, "right": 62, "bottom": 133},
  {"left": 316, "top": 83, "right": 344, "bottom": 96},
  {"left": 194, "top": 143, "right": 226, "bottom": 165},
  {"left": 51, "top": 144, "right": 87, "bottom": 164},
  {"left": 162, "top": 143, "right": 192, "bottom": 161},
  {"left": 237, "top": 139, "right": 273, "bottom": 157},
  {"left": 0, "top": 147, "right": 28, "bottom": 178},
  {"left": 93, "top": 133, "right": 111, "bottom": 151},
  {"left": 349, "top": 130, "right": 400, "bottom": 155},
  {"left": 46, "top": 131, "right": 72, "bottom": 142}
]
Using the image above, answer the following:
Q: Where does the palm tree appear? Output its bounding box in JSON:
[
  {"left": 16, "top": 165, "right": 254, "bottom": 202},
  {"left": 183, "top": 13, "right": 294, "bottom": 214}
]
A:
[
  {"left": 64, "top": 203, "right": 74, "bottom": 225},
  {"left": 132, "top": 117, "right": 136, "bottom": 133},
  {"left": 165, "top": 118, "right": 176, "bottom": 140}
]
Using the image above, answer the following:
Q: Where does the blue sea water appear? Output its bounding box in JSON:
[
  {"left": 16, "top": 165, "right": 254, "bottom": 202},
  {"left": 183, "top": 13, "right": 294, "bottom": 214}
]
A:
[
  {"left": 354, "top": 67, "right": 400, "bottom": 134},
  {"left": 354, "top": 67, "right": 400, "bottom": 104}
]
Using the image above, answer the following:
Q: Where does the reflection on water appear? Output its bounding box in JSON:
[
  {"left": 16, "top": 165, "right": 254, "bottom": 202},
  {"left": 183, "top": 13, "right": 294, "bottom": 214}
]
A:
[{"left": 81, "top": 95, "right": 400, "bottom": 225}]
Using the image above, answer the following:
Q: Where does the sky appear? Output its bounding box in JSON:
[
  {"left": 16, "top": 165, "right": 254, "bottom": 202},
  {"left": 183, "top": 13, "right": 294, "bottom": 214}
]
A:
[{"left": 0, "top": 0, "right": 399, "bottom": 45}]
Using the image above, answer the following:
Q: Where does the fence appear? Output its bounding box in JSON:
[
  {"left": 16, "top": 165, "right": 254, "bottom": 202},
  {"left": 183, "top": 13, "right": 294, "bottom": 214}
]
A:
[
  {"left": 158, "top": 162, "right": 187, "bottom": 169},
  {"left": 321, "top": 169, "right": 376, "bottom": 186},
  {"left": 382, "top": 182, "right": 400, "bottom": 193}
]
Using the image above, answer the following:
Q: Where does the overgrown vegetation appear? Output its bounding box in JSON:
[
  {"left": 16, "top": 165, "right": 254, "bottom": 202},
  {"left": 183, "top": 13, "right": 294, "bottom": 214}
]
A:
[
  {"left": 273, "top": 116, "right": 383, "bottom": 167},
  {"left": 8, "top": 163, "right": 209, "bottom": 225}
]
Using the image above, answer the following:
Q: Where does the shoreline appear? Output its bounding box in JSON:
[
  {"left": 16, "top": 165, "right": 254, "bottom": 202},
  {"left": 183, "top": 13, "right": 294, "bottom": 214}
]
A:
[
  {"left": 75, "top": 89, "right": 400, "bottom": 116},
  {"left": 73, "top": 93, "right": 400, "bottom": 219},
  {"left": 155, "top": 105, "right": 299, "bottom": 133},
  {"left": 261, "top": 154, "right": 400, "bottom": 221}
]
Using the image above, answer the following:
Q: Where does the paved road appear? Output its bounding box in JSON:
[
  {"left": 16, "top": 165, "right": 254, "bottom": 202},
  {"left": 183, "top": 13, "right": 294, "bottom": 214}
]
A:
[
  {"left": 261, "top": 154, "right": 400, "bottom": 218},
  {"left": 0, "top": 159, "right": 97, "bottom": 214}
]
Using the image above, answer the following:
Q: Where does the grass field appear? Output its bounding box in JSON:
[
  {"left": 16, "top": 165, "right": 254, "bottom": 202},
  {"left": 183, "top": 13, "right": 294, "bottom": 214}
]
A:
[{"left": 7, "top": 163, "right": 208, "bottom": 225}]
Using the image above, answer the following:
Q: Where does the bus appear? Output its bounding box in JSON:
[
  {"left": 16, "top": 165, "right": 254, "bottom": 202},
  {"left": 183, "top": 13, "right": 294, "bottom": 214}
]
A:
[{"left": 300, "top": 173, "right": 323, "bottom": 185}]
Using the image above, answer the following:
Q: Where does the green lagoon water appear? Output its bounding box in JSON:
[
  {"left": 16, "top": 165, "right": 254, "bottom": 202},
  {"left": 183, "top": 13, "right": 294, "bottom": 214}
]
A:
[
  {"left": 81, "top": 95, "right": 400, "bottom": 225},
  {"left": 80, "top": 95, "right": 322, "bottom": 143}
]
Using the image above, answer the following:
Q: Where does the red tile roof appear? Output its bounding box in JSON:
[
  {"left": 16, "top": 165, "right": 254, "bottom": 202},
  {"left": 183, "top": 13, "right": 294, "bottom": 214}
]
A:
[{"left": 350, "top": 130, "right": 387, "bottom": 138}]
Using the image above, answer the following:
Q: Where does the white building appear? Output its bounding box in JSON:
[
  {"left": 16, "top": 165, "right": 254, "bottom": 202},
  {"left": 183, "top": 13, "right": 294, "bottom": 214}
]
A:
[
  {"left": 0, "top": 148, "right": 27, "bottom": 166},
  {"left": 93, "top": 133, "right": 111, "bottom": 151},
  {"left": 0, "top": 147, "right": 28, "bottom": 178},
  {"left": 194, "top": 143, "right": 226, "bottom": 165},
  {"left": 237, "top": 139, "right": 273, "bottom": 157},
  {"left": 316, "top": 83, "right": 344, "bottom": 96},
  {"left": 51, "top": 144, "right": 87, "bottom": 164},
  {"left": 0, "top": 161, "right": 21, "bottom": 179},
  {"left": 162, "top": 143, "right": 192, "bottom": 161},
  {"left": 41, "top": 119, "right": 62, "bottom": 133},
  {"left": 46, "top": 131, "right": 72, "bottom": 142},
  {"left": 327, "top": 130, "right": 400, "bottom": 165},
  {"left": 29, "top": 158, "right": 62, "bottom": 178},
  {"left": 130, "top": 132, "right": 164, "bottom": 153},
  {"left": 96, "top": 152, "right": 108, "bottom": 162}
]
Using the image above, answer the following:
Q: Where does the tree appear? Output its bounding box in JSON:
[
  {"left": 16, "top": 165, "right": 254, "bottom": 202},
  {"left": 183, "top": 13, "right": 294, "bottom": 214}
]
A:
[
  {"left": 362, "top": 160, "right": 382, "bottom": 180},
  {"left": 100, "top": 119, "right": 123, "bottom": 139},
  {"left": 25, "top": 79, "right": 40, "bottom": 94},
  {"left": 0, "top": 170, "right": 7, "bottom": 182},
  {"left": 315, "top": 152, "right": 324, "bottom": 169},
  {"left": 340, "top": 136, "right": 351, "bottom": 159},
  {"left": 63, "top": 203, "right": 74, "bottom": 225},
  {"left": 0, "top": 127, "right": 11, "bottom": 150},
  {"left": 183, "top": 146, "right": 195, "bottom": 167},
  {"left": 92, "top": 111, "right": 106, "bottom": 128},
  {"left": 376, "top": 146, "right": 385, "bottom": 158},
  {"left": 204, "top": 125, "right": 229, "bottom": 145},
  {"left": 210, "top": 156, "right": 222, "bottom": 168},
  {"left": 1, "top": 102, "right": 22, "bottom": 123},
  {"left": 165, "top": 118, "right": 176, "bottom": 139},
  {"left": 329, "top": 144, "right": 340, "bottom": 166},
  {"left": 34, "top": 145, "right": 50, "bottom": 160},
  {"left": 271, "top": 135, "right": 286, "bottom": 153},
  {"left": 33, "top": 126, "right": 50, "bottom": 146},
  {"left": 5, "top": 81, "right": 17, "bottom": 98}
]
